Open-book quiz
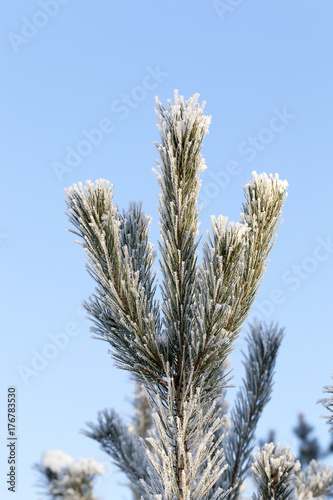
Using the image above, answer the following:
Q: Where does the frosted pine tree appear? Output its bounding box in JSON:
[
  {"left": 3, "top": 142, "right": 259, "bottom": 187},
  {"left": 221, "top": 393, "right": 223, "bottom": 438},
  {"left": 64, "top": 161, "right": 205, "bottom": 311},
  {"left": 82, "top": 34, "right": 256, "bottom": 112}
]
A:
[{"left": 65, "top": 91, "right": 291, "bottom": 499}]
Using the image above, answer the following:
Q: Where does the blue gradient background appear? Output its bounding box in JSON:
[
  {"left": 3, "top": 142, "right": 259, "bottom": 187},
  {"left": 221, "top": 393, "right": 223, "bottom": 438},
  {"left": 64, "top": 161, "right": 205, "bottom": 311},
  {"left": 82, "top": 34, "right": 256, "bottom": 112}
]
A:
[{"left": 1, "top": 1, "right": 333, "bottom": 499}]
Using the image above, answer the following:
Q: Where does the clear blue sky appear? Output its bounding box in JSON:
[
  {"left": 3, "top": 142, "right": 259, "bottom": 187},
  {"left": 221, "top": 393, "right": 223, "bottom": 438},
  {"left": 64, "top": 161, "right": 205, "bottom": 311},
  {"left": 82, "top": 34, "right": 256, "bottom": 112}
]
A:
[{"left": 1, "top": 1, "right": 333, "bottom": 499}]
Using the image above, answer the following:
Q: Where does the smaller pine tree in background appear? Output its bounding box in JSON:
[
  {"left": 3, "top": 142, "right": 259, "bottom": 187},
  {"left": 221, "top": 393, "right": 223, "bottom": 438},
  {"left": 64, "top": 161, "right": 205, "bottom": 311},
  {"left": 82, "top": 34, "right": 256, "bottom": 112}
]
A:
[
  {"left": 34, "top": 450, "right": 105, "bottom": 500},
  {"left": 293, "top": 413, "right": 333, "bottom": 466},
  {"left": 261, "top": 412, "right": 333, "bottom": 468}
]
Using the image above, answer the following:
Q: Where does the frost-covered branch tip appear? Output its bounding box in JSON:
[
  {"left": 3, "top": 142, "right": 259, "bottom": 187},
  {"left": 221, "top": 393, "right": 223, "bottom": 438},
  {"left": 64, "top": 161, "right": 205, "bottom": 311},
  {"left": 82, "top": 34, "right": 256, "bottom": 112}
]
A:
[
  {"left": 194, "top": 167, "right": 288, "bottom": 422},
  {"left": 252, "top": 442, "right": 300, "bottom": 500},
  {"left": 65, "top": 181, "right": 165, "bottom": 389},
  {"left": 245, "top": 171, "right": 288, "bottom": 196}
]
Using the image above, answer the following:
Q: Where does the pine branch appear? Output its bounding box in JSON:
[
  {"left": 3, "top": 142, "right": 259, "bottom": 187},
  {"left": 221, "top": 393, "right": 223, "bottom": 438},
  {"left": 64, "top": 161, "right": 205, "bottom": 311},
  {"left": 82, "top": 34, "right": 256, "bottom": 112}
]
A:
[
  {"left": 236, "top": 172, "right": 288, "bottom": 331},
  {"left": 318, "top": 376, "right": 333, "bottom": 434},
  {"left": 252, "top": 443, "right": 300, "bottom": 500},
  {"left": 211, "top": 321, "right": 284, "bottom": 499},
  {"left": 83, "top": 408, "right": 150, "bottom": 499},
  {"left": 131, "top": 382, "right": 154, "bottom": 500},
  {"left": 189, "top": 172, "right": 288, "bottom": 415},
  {"left": 293, "top": 459, "right": 333, "bottom": 499},
  {"left": 65, "top": 186, "right": 166, "bottom": 388},
  {"left": 153, "top": 90, "right": 210, "bottom": 379},
  {"left": 140, "top": 367, "right": 228, "bottom": 500},
  {"left": 153, "top": 90, "right": 216, "bottom": 495},
  {"left": 191, "top": 217, "right": 250, "bottom": 409}
]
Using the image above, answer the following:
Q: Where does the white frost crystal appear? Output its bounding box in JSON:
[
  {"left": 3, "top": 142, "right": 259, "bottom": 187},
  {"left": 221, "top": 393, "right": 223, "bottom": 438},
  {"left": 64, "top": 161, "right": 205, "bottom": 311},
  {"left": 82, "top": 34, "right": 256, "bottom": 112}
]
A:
[
  {"left": 42, "top": 449, "right": 105, "bottom": 477},
  {"left": 155, "top": 89, "right": 211, "bottom": 140},
  {"left": 210, "top": 215, "right": 249, "bottom": 244},
  {"left": 245, "top": 170, "right": 289, "bottom": 195},
  {"left": 42, "top": 450, "right": 74, "bottom": 473},
  {"left": 68, "top": 457, "right": 106, "bottom": 476}
]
